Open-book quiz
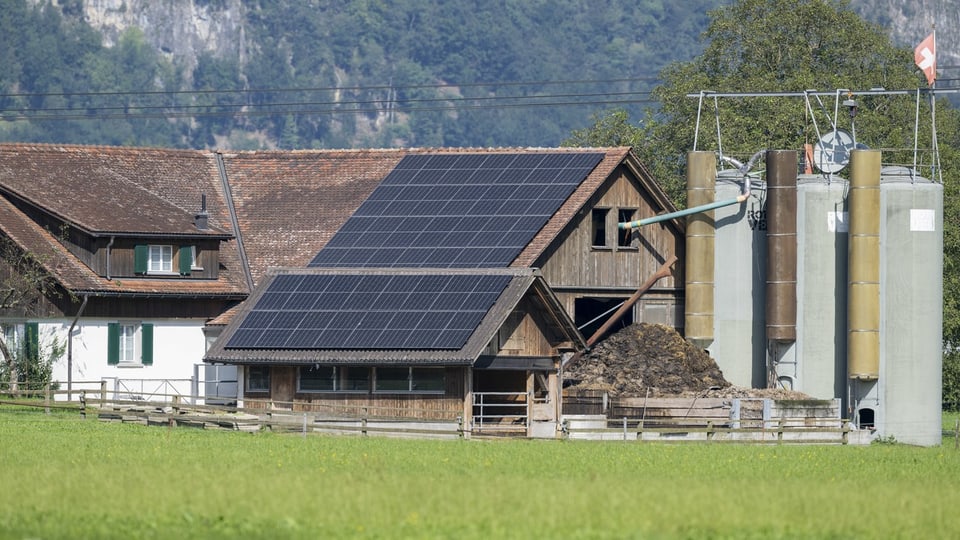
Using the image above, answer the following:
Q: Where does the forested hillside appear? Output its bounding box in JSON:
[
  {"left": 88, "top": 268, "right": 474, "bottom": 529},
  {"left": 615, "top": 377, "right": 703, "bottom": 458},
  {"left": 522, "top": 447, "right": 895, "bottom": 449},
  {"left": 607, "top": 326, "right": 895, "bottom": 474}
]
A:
[{"left": 0, "top": 0, "right": 953, "bottom": 150}]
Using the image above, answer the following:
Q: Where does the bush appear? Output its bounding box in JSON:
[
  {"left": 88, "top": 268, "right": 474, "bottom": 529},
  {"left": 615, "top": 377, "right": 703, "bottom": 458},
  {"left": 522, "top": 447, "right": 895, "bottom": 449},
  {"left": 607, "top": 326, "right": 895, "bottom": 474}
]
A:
[{"left": 943, "top": 350, "right": 960, "bottom": 411}]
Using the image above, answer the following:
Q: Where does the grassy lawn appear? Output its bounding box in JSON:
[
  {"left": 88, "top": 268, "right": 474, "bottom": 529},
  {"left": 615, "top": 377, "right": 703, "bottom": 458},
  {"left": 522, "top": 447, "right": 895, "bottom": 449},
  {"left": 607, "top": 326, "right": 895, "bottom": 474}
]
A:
[{"left": 2, "top": 406, "right": 959, "bottom": 539}]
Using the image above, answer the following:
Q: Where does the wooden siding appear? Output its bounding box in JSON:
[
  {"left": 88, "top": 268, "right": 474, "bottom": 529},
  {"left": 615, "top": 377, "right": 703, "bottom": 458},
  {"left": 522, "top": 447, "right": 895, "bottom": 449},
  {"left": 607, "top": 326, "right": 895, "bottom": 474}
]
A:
[
  {"left": 483, "top": 296, "right": 565, "bottom": 357},
  {"left": 538, "top": 168, "right": 684, "bottom": 291},
  {"left": 95, "top": 238, "right": 221, "bottom": 279},
  {"left": 244, "top": 366, "right": 466, "bottom": 421}
]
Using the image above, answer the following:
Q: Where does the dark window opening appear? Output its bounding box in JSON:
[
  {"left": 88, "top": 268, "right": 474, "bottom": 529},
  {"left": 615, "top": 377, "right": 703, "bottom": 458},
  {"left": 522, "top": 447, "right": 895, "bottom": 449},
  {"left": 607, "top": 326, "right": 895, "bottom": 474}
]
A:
[
  {"left": 591, "top": 208, "right": 609, "bottom": 247},
  {"left": 617, "top": 209, "right": 637, "bottom": 247},
  {"left": 247, "top": 366, "right": 270, "bottom": 392},
  {"left": 858, "top": 408, "right": 875, "bottom": 429},
  {"left": 574, "top": 297, "right": 633, "bottom": 344}
]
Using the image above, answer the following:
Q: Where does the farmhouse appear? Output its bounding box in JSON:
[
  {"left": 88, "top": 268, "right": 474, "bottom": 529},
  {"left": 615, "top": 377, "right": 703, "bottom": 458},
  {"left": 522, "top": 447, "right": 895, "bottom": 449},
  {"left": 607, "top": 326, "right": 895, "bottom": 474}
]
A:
[{"left": 0, "top": 145, "right": 247, "bottom": 399}]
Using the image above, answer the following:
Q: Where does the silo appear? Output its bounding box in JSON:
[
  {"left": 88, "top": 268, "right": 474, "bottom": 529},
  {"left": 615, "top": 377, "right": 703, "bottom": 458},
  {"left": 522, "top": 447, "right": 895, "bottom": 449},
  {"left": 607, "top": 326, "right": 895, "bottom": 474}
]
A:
[
  {"left": 765, "top": 151, "right": 798, "bottom": 390},
  {"left": 685, "top": 151, "right": 716, "bottom": 347},
  {"left": 878, "top": 167, "right": 942, "bottom": 446},
  {"left": 712, "top": 170, "right": 766, "bottom": 388},
  {"left": 795, "top": 175, "right": 848, "bottom": 401}
]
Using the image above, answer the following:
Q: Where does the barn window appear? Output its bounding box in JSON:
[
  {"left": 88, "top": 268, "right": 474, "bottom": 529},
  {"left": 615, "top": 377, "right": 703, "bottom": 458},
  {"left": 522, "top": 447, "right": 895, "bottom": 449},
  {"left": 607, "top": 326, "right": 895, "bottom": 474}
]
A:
[
  {"left": 246, "top": 366, "right": 270, "bottom": 392},
  {"left": 107, "top": 322, "right": 153, "bottom": 366},
  {"left": 299, "top": 365, "right": 335, "bottom": 391},
  {"left": 374, "top": 367, "right": 445, "bottom": 393},
  {"left": 591, "top": 208, "right": 609, "bottom": 247},
  {"left": 297, "top": 366, "right": 370, "bottom": 392},
  {"left": 617, "top": 208, "right": 638, "bottom": 248}
]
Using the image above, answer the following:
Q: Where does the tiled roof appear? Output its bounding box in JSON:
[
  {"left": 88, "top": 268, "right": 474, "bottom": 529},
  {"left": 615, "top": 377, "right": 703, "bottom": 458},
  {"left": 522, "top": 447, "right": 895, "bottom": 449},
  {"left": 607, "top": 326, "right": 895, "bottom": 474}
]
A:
[
  {"left": 0, "top": 144, "right": 231, "bottom": 236},
  {"left": 0, "top": 195, "right": 246, "bottom": 296},
  {"left": 0, "top": 143, "right": 247, "bottom": 297},
  {"left": 219, "top": 148, "right": 403, "bottom": 284}
]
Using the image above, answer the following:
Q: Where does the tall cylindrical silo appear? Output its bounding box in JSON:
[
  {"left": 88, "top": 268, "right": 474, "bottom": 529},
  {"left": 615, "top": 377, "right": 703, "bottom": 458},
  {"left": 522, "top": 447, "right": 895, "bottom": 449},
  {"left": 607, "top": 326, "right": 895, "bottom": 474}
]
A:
[
  {"left": 685, "top": 151, "right": 716, "bottom": 346},
  {"left": 712, "top": 170, "right": 766, "bottom": 388},
  {"left": 795, "top": 175, "right": 848, "bottom": 401},
  {"left": 765, "top": 151, "right": 798, "bottom": 389},
  {"left": 847, "top": 150, "right": 882, "bottom": 380},
  {"left": 879, "top": 167, "right": 942, "bottom": 446}
]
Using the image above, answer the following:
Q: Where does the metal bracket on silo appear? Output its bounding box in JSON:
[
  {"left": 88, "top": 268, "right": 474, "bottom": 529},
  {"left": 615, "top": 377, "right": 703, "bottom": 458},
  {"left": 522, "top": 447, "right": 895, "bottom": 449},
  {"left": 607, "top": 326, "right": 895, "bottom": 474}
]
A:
[
  {"left": 684, "top": 151, "right": 716, "bottom": 342},
  {"left": 847, "top": 149, "right": 881, "bottom": 380},
  {"left": 765, "top": 150, "right": 798, "bottom": 342}
]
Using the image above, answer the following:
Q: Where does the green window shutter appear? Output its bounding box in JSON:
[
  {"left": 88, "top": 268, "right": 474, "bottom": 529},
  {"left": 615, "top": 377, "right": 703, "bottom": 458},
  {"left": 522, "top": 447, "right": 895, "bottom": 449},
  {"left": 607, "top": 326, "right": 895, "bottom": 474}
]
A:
[
  {"left": 24, "top": 322, "right": 39, "bottom": 364},
  {"left": 179, "top": 246, "right": 192, "bottom": 275},
  {"left": 134, "top": 245, "right": 148, "bottom": 274},
  {"left": 141, "top": 324, "right": 153, "bottom": 366},
  {"left": 107, "top": 323, "right": 119, "bottom": 365}
]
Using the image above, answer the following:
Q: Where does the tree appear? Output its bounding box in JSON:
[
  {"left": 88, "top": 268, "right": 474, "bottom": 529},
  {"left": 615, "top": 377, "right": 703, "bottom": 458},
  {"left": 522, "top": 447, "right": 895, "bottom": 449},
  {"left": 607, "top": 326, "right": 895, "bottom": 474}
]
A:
[
  {"left": 0, "top": 235, "right": 69, "bottom": 393},
  {"left": 565, "top": 0, "right": 960, "bottom": 405}
]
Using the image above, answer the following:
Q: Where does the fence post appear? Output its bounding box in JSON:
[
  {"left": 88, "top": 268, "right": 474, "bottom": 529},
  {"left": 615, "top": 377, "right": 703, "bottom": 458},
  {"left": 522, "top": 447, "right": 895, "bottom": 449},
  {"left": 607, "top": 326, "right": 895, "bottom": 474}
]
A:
[
  {"left": 362, "top": 407, "right": 368, "bottom": 436},
  {"left": 79, "top": 391, "right": 86, "bottom": 419},
  {"left": 44, "top": 382, "right": 51, "bottom": 415},
  {"left": 100, "top": 380, "right": 107, "bottom": 409},
  {"left": 302, "top": 413, "right": 307, "bottom": 438},
  {"left": 622, "top": 417, "right": 627, "bottom": 441},
  {"left": 707, "top": 420, "right": 714, "bottom": 441},
  {"left": 954, "top": 418, "right": 959, "bottom": 450},
  {"left": 172, "top": 395, "right": 181, "bottom": 414},
  {"left": 637, "top": 418, "right": 644, "bottom": 442},
  {"left": 777, "top": 418, "right": 784, "bottom": 443}
]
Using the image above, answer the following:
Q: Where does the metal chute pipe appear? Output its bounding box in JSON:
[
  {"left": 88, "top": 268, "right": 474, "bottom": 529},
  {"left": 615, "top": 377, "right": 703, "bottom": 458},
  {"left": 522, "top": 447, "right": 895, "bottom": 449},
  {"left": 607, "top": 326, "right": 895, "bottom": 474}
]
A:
[{"left": 617, "top": 195, "right": 746, "bottom": 230}]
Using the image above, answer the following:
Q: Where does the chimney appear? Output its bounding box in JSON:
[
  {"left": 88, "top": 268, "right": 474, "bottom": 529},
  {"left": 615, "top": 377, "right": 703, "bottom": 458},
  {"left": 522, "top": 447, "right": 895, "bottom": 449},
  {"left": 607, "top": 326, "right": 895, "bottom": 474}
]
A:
[{"left": 195, "top": 194, "right": 209, "bottom": 230}]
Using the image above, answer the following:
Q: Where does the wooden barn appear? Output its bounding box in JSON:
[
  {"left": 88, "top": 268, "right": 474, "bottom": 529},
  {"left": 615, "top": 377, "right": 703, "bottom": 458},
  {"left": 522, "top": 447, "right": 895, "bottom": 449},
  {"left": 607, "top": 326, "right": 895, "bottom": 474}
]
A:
[{"left": 206, "top": 148, "right": 685, "bottom": 436}]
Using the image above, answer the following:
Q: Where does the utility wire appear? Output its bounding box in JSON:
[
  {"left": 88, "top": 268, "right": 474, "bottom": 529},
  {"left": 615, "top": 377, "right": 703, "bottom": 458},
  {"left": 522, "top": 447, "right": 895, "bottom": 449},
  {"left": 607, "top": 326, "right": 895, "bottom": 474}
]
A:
[
  {"left": 4, "top": 96, "right": 658, "bottom": 122},
  {"left": 0, "top": 76, "right": 661, "bottom": 100}
]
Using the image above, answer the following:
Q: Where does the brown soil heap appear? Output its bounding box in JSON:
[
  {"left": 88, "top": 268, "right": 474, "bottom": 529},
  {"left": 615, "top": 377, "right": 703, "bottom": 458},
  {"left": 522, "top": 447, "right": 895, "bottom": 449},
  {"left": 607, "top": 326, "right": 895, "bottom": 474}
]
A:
[{"left": 565, "top": 322, "right": 732, "bottom": 397}]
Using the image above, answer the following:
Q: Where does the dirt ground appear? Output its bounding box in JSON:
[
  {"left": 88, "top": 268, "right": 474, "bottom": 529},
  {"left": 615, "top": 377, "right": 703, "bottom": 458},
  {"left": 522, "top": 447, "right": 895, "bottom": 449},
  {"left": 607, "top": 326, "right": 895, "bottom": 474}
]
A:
[{"left": 564, "top": 322, "right": 808, "bottom": 399}]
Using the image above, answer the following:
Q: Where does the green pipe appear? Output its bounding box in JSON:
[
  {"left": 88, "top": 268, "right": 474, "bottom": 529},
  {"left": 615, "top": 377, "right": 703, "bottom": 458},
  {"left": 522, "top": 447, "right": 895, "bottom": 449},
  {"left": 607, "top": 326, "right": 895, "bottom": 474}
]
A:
[{"left": 618, "top": 195, "right": 746, "bottom": 230}]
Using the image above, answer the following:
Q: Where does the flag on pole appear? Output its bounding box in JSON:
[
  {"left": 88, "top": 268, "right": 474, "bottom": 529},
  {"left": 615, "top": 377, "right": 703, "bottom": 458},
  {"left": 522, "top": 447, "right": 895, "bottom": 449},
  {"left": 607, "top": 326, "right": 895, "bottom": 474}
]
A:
[{"left": 915, "top": 32, "right": 936, "bottom": 85}]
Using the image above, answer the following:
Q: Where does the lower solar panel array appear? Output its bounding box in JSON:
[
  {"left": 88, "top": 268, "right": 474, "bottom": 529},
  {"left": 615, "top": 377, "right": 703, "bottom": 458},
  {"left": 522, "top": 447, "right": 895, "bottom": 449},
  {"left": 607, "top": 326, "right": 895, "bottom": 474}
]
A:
[{"left": 226, "top": 273, "right": 513, "bottom": 350}]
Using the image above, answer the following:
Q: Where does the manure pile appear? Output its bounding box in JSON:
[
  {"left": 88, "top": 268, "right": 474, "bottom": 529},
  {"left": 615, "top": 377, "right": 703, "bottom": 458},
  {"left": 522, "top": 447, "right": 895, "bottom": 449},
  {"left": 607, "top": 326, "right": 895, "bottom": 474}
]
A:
[
  {"left": 565, "top": 321, "right": 816, "bottom": 400},
  {"left": 565, "top": 322, "right": 731, "bottom": 396}
]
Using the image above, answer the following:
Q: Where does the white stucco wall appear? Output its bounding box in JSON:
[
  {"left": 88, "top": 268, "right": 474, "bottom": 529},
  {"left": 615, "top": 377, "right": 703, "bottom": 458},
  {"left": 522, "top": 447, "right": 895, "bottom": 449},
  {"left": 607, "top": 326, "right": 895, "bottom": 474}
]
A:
[{"left": 36, "top": 318, "right": 209, "bottom": 402}]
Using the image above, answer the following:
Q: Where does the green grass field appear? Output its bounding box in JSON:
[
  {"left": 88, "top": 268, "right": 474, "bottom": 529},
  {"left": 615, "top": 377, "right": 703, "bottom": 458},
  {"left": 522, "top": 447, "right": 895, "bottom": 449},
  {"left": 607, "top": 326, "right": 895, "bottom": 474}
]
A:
[{"left": 2, "top": 406, "right": 959, "bottom": 539}]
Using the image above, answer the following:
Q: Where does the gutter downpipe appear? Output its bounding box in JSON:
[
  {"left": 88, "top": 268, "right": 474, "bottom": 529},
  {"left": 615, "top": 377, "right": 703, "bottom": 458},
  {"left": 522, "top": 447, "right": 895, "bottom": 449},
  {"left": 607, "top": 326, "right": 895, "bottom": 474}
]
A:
[
  {"left": 105, "top": 236, "right": 115, "bottom": 280},
  {"left": 66, "top": 294, "right": 89, "bottom": 401}
]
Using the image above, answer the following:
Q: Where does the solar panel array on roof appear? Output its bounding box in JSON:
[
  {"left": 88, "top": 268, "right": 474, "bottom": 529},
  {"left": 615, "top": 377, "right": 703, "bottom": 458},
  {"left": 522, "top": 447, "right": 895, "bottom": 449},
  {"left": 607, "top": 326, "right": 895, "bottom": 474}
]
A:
[
  {"left": 225, "top": 272, "right": 513, "bottom": 350},
  {"left": 309, "top": 152, "right": 604, "bottom": 268}
]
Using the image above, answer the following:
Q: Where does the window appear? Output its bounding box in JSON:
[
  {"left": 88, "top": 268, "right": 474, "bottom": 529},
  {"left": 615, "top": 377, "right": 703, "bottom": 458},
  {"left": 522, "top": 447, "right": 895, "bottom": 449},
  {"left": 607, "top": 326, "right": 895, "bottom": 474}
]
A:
[
  {"left": 298, "top": 366, "right": 370, "bottom": 392},
  {"left": 149, "top": 245, "right": 173, "bottom": 273},
  {"left": 247, "top": 366, "right": 270, "bottom": 392},
  {"left": 134, "top": 244, "right": 174, "bottom": 275},
  {"left": 591, "top": 208, "right": 609, "bottom": 247},
  {"left": 2, "top": 322, "right": 38, "bottom": 368},
  {"left": 374, "top": 367, "right": 444, "bottom": 393},
  {"left": 617, "top": 209, "right": 637, "bottom": 248},
  {"left": 189, "top": 246, "right": 203, "bottom": 271},
  {"left": 107, "top": 322, "right": 153, "bottom": 366}
]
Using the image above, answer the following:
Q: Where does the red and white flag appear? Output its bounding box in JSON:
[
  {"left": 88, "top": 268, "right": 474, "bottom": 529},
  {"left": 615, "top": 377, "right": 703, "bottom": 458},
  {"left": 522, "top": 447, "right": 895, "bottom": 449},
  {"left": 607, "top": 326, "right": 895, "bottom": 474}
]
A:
[{"left": 915, "top": 33, "right": 936, "bottom": 86}]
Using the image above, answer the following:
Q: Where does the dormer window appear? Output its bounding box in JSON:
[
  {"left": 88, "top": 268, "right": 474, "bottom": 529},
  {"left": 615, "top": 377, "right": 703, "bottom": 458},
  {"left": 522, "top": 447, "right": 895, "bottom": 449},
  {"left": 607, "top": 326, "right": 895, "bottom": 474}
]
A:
[
  {"left": 134, "top": 243, "right": 202, "bottom": 276},
  {"left": 149, "top": 245, "right": 173, "bottom": 273}
]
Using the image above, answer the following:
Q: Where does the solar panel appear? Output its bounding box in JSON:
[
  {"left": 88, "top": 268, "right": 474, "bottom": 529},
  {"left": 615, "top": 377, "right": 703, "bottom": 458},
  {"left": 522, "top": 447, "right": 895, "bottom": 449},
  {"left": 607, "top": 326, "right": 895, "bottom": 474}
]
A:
[
  {"left": 225, "top": 272, "right": 513, "bottom": 350},
  {"left": 309, "top": 152, "right": 604, "bottom": 268}
]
